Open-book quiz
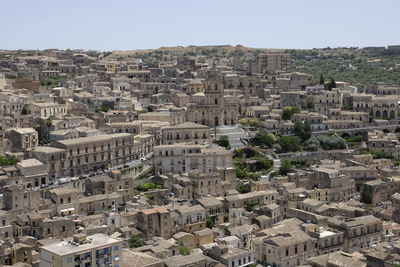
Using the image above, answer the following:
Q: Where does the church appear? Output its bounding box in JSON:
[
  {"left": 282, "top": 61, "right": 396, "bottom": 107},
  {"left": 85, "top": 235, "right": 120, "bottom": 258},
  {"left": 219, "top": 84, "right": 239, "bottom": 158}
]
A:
[{"left": 187, "top": 69, "right": 239, "bottom": 127}]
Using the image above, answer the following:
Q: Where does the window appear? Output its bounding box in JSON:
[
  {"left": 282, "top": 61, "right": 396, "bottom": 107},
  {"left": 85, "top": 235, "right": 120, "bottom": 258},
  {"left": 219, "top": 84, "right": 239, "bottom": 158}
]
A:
[
  {"left": 66, "top": 257, "right": 73, "bottom": 263},
  {"left": 113, "top": 245, "right": 119, "bottom": 251}
]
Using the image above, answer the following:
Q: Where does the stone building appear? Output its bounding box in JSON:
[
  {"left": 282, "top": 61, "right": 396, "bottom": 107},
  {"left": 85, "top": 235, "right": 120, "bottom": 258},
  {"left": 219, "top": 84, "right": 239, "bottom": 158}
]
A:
[
  {"left": 314, "top": 89, "right": 343, "bottom": 114},
  {"left": 5, "top": 128, "right": 38, "bottom": 152},
  {"left": 137, "top": 207, "right": 173, "bottom": 239},
  {"left": 328, "top": 215, "right": 382, "bottom": 253},
  {"left": 161, "top": 122, "right": 210, "bottom": 145},
  {"left": 40, "top": 233, "right": 122, "bottom": 267},
  {"left": 53, "top": 133, "right": 143, "bottom": 177},
  {"left": 171, "top": 167, "right": 236, "bottom": 199},
  {"left": 31, "top": 146, "right": 67, "bottom": 181},
  {"left": 26, "top": 102, "right": 67, "bottom": 119},
  {"left": 258, "top": 52, "right": 290, "bottom": 72},
  {"left": 153, "top": 143, "right": 232, "bottom": 175},
  {"left": 3, "top": 184, "right": 41, "bottom": 213},
  {"left": 171, "top": 204, "right": 207, "bottom": 234},
  {"left": 187, "top": 69, "right": 238, "bottom": 127},
  {"left": 260, "top": 230, "right": 317, "bottom": 266}
]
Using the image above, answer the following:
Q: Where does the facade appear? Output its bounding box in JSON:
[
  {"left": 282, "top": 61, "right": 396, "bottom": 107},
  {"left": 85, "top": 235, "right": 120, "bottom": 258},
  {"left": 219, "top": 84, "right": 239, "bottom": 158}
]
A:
[
  {"left": 161, "top": 122, "right": 211, "bottom": 145},
  {"left": 187, "top": 69, "right": 239, "bottom": 127},
  {"left": 153, "top": 143, "right": 232, "bottom": 174},
  {"left": 53, "top": 133, "right": 143, "bottom": 176},
  {"left": 261, "top": 230, "right": 317, "bottom": 267},
  {"left": 328, "top": 215, "right": 382, "bottom": 253},
  {"left": 137, "top": 207, "right": 173, "bottom": 239},
  {"left": 258, "top": 52, "right": 290, "bottom": 72},
  {"left": 27, "top": 102, "right": 67, "bottom": 119},
  {"left": 39, "top": 233, "right": 122, "bottom": 267},
  {"left": 5, "top": 128, "right": 38, "bottom": 152}
]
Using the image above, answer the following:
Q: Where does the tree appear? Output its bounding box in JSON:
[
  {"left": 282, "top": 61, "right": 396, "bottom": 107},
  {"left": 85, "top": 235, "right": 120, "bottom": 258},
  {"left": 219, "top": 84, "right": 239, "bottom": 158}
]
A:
[
  {"left": 236, "top": 184, "right": 250, "bottom": 194},
  {"left": 5, "top": 74, "right": 17, "bottom": 79},
  {"left": 278, "top": 136, "right": 301, "bottom": 153},
  {"left": 35, "top": 118, "right": 52, "bottom": 145},
  {"left": 316, "top": 134, "right": 346, "bottom": 150},
  {"left": 129, "top": 236, "right": 144, "bottom": 248},
  {"left": 21, "top": 105, "right": 28, "bottom": 115},
  {"left": 253, "top": 131, "right": 276, "bottom": 148},
  {"left": 235, "top": 147, "right": 257, "bottom": 158},
  {"left": 221, "top": 225, "right": 231, "bottom": 236},
  {"left": 235, "top": 166, "right": 248, "bottom": 179},
  {"left": 325, "top": 77, "right": 337, "bottom": 90},
  {"left": 0, "top": 155, "right": 19, "bottom": 166},
  {"left": 304, "top": 136, "right": 320, "bottom": 151},
  {"left": 282, "top": 106, "right": 293, "bottom": 120},
  {"left": 245, "top": 202, "right": 257, "bottom": 212},
  {"left": 279, "top": 159, "right": 292, "bottom": 175},
  {"left": 282, "top": 106, "right": 300, "bottom": 121},
  {"left": 95, "top": 106, "right": 110, "bottom": 112},
  {"left": 239, "top": 118, "right": 260, "bottom": 127},
  {"left": 206, "top": 216, "right": 217, "bottom": 228},
  {"left": 216, "top": 135, "right": 230, "bottom": 149},
  {"left": 319, "top": 74, "right": 325, "bottom": 85},
  {"left": 294, "top": 121, "right": 312, "bottom": 142},
  {"left": 248, "top": 158, "right": 273, "bottom": 172}
]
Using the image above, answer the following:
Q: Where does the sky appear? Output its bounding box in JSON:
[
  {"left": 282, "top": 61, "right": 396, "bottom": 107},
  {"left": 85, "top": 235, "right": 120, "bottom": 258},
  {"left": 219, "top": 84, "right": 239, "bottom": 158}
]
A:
[{"left": 2, "top": 0, "right": 400, "bottom": 51}]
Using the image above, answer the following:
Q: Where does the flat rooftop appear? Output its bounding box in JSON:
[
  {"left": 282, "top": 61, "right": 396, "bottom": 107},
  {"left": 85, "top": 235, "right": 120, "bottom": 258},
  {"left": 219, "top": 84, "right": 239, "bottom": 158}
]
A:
[{"left": 40, "top": 233, "right": 121, "bottom": 256}]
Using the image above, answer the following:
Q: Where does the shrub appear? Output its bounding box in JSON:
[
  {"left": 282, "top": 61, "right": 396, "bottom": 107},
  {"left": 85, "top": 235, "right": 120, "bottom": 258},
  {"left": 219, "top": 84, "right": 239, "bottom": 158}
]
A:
[
  {"left": 129, "top": 237, "right": 144, "bottom": 248},
  {"left": 216, "top": 135, "right": 230, "bottom": 149},
  {"left": 206, "top": 216, "right": 217, "bottom": 228},
  {"left": 248, "top": 172, "right": 261, "bottom": 181},
  {"left": 248, "top": 158, "right": 273, "bottom": 172},
  {"left": 179, "top": 246, "right": 191, "bottom": 256},
  {"left": 236, "top": 184, "right": 250, "bottom": 194},
  {"left": 253, "top": 131, "right": 276, "bottom": 147},
  {"left": 239, "top": 118, "right": 260, "bottom": 127},
  {"left": 294, "top": 121, "right": 312, "bottom": 142},
  {"left": 245, "top": 202, "right": 257, "bottom": 212},
  {"left": 282, "top": 106, "right": 300, "bottom": 120},
  {"left": 95, "top": 106, "right": 110, "bottom": 112},
  {"left": 305, "top": 134, "right": 346, "bottom": 151},
  {"left": 0, "top": 155, "right": 19, "bottom": 166},
  {"left": 360, "top": 149, "right": 392, "bottom": 159},
  {"left": 278, "top": 136, "right": 301, "bottom": 153},
  {"left": 136, "top": 183, "right": 162, "bottom": 191},
  {"left": 279, "top": 159, "right": 292, "bottom": 175}
]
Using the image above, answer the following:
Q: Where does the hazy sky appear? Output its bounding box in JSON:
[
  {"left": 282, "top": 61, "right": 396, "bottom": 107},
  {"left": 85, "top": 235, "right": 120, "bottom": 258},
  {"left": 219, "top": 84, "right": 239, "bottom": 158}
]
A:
[{"left": 2, "top": 0, "right": 400, "bottom": 50}]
